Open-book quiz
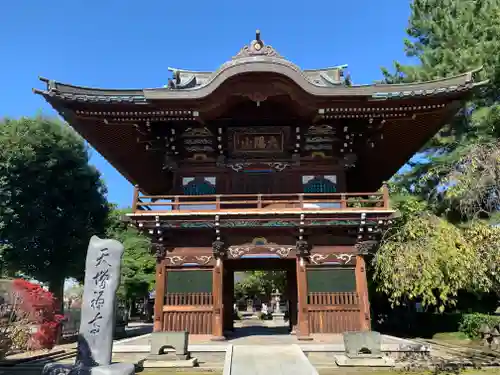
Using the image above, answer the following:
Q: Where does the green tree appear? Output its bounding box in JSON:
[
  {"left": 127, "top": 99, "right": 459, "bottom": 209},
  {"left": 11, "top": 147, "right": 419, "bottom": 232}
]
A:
[
  {"left": 0, "top": 116, "right": 109, "bottom": 311},
  {"left": 373, "top": 192, "right": 500, "bottom": 310},
  {"left": 463, "top": 221, "right": 500, "bottom": 297},
  {"left": 234, "top": 271, "right": 287, "bottom": 300},
  {"left": 383, "top": 0, "right": 500, "bottom": 221},
  {"left": 374, "top": 210, "right": 487, "bottom": 310},
  {"left": 105, "top": 207, "right": 154, "bottom": 316}
]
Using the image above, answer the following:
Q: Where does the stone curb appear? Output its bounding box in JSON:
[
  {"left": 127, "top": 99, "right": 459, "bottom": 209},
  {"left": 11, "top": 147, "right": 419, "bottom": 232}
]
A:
[{"left": 222, "top": 344, "right": 233, "bottom": 375}]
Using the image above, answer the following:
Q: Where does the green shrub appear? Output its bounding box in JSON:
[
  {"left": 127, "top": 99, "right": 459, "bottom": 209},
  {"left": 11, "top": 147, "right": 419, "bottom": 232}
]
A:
[
  {"left": 257, "top": 312, "right": 272, "bottom": 320},
  {"left": 458, "top": 313, "right": 500, "bottom": 338},
  {"left": 233, "top": 311, "right": 242, "bottom": 321}
]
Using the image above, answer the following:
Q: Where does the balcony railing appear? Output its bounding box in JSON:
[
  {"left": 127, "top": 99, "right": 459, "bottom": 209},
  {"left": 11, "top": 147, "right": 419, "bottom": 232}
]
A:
[{"left": 130, "top": 185, "right": 391, "bottom": 215}]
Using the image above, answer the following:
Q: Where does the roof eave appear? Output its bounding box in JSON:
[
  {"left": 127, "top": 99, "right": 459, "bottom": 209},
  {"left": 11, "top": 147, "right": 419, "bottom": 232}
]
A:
[{"left": 33, "top": 65, "right": 486, "bottom": 104}]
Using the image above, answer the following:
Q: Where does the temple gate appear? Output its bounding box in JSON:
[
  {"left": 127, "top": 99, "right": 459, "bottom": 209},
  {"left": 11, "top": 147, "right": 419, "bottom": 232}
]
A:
[{"left": 35, "top": 31, "right": 483, "bottom": 340}]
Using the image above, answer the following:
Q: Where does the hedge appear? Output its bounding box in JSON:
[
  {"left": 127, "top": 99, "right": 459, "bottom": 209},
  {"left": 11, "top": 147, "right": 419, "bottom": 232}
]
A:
[{"left": 459, "top": 313, "right": 500, "bottom": 339}]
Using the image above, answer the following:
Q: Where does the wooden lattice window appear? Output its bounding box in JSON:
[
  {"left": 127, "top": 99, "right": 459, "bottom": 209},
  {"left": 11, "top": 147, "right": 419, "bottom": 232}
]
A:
[
  {"left": 182, "top": 177, "right": 216, "bottom": 195},
  {"left": 302, "top": 175, "right": 337, "bottom": 193}
]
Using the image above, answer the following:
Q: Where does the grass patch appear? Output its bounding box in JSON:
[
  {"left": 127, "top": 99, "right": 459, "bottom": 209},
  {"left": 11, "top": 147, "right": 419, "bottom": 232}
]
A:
[{"left": 432, "top": 331, "right": 471, "bottom": 343}]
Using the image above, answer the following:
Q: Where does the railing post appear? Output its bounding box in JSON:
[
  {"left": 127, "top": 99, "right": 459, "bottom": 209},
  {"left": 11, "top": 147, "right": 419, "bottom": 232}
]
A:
[
  {"left": 216, "top": 195, "right": 221, "bottom": 210},
  {"left": 340, "top": 193, "right": 347, "bottom": 209},
  {"left": 132, "top": 185, "right": 139, "bottom": 212},
  {"left": 382, "top": 182, "right": 390, "bottom": 209},
  {"left": 299, "top": 193, "right": 304, "bottom": 208},
  {"left": 174, "top": 196, "right": 179, "bottom": 211},
  {"left": 257, "top": 194, "right": 262, "bottom": 209}
]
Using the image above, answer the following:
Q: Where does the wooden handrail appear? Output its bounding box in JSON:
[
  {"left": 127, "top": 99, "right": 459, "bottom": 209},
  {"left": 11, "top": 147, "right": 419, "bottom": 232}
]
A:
[
  {"left": 138, "top": 192, "right": 385, "bottom": 199},
  {"left": 131, "top": 190, "right": 392, "bottom": 213}
]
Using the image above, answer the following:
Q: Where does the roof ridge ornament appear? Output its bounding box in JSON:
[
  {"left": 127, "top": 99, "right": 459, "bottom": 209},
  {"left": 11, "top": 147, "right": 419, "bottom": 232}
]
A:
[{"left": 232, "top": 30, "right": 283, "bottom": 60}]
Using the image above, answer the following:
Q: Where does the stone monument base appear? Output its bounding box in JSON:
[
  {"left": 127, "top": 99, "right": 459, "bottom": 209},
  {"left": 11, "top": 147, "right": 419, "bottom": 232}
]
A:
[
  {"left": 42, "top": 362, "right": 136, "bottom": 375},
  {"left": 142, "top": 357, "right": 198, "bottom": 368},
  {"left": 272, "top": 312, "right": 285, "bottom": 322},
  {"left": 334, "top": 354, "right": 395, "bottom": 367},
  {"left": 91, "top": 363, "right": 136, "bottom": 374}
]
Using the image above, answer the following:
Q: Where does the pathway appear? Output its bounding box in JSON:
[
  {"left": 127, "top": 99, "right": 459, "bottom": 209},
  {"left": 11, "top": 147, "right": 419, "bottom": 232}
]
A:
[{"left": 227, "top": 344, "right": 318, "bottom": 375}]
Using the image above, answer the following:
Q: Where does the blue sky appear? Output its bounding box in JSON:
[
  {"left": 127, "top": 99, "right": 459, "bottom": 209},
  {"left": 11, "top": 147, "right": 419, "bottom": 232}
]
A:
[{"left": 1, "top": 0, "right": 414, "bottom": 207}]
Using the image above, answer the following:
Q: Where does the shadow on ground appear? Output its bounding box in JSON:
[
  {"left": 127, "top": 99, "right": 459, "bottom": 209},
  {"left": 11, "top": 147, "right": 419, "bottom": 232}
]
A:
[{"left": 228, "top": 325, "right": 290, "bottom": 338}]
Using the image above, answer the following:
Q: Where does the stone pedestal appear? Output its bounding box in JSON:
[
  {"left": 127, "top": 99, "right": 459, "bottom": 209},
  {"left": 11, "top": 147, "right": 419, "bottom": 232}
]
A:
[
  {"left": 142, "top": 331, "right": 198, "bottom": 367},
  {"left": 335, "top": 331, "right": 395, "bottom": 367},
  {"left": 91, "top": 363, "right": 136, "bottom": 374},
  {"left": 142, "top": 357, "right": 198, "bottom": 368},
  {"left": 272, "top": 312, "right": 285, "bottom": 322},
  {"left": 334, "top": 354, "right": 395, "bottom": 367},
  {"left": 42, "top": 362, "right": 136, "bottom": 375}
]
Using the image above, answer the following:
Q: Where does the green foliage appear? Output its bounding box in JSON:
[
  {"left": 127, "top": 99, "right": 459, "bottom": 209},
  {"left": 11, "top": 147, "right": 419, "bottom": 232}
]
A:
[
  {"left": 0, "top": 116, "right": 109, "bottom": 307},
  {"left": 234, "top": 271, "right": 286, "bottom": 299},
  {"left": 374, "top": 211, "right": 486, "bottom": 310},
  {"left": 258, "top": 311, "right": 272, "bottom": 320},
  {"left": 374, "top": 197, "right": 500, "bottom": 309},
  {"left": 389, "top": 192, "right": 429, "bottom": 221},
  {"left": 459, "top": 313, "right": 500, "bottom": 339},
  {"left": 383, "top": 0, "right": 500, "bottom": 94},
  {"left": 105, "top": 207, "right": 154, "bottom": 304},
  {"left": 462, "top": 221, "right": 500, "bottom": 293}
]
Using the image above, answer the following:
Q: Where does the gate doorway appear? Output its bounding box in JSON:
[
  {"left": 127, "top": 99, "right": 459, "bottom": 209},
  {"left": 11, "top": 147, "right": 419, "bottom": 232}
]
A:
[{"left": 222, "top": 258, "right": 297, "bottom": 338}]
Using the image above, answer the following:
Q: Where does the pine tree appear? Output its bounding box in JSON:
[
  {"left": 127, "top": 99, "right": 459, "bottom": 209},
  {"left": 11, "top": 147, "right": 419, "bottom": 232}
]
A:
[{"left": 384, "top": 0, "right": 500, "bottom": 221}]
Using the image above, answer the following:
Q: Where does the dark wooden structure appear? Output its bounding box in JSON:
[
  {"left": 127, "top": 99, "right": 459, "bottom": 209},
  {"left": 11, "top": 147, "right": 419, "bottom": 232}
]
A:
[{"left": 35, "top": 31, "right": 484, "bottom": 340}]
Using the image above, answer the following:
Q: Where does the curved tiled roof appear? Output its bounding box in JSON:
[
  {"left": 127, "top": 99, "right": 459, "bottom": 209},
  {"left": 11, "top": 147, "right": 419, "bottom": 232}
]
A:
[{"left": 33, "top": 33, "right": 486, "bottom": 104}]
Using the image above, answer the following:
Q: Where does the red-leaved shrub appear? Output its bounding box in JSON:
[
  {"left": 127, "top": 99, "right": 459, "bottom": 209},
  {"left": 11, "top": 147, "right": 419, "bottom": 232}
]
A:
[{"left": 0, "top": 279, "right": 64, "bottom": 353}]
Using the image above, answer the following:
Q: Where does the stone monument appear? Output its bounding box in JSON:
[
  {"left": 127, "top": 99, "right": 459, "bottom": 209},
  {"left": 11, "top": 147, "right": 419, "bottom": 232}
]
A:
[
  {"left": 246, "top": 298, "right": 254, "bottom": 313},
  {"left": 42, "top": 236, "right": 135, "bottom": 375},
  {"left": 271, "top": 289, "right": 285, "bottom": 323},
  {"left": 334, "top": 331, "right": 394, "bottom": 367},
  {"left": 272, "top": 289, "right": 281, "bottom": 313}
]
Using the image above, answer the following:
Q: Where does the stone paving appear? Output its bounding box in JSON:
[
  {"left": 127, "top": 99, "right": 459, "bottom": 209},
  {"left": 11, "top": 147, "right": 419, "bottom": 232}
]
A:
[
  {"left": 229, "top": 345, "right": 318, "bottom": 375},
  {"left": 116, "top": 326, "right": 408, "bottom": 347}
]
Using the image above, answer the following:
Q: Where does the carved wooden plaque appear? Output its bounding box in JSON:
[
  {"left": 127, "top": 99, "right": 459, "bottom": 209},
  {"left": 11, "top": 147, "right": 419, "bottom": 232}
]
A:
[
  {"left": 234, "top": 132, "right": 283, "bottom": 152},
  {"left": 228, "top": 127, "right": 287, "bottom": 155}
]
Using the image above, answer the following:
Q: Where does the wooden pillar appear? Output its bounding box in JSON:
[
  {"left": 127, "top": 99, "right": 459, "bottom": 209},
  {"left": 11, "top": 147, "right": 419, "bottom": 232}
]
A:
[
  {"left": 153, "top": 257, "right": 166, "bottom": 332},
  {"left": 212, "top": 258, "right": 225, "bottom": 340},
  {"left": 355, "top": 255, "right": 371, "bottom": 331},
  {"left": 296, "top": 257, "right": 311, "bottom": 340},
  {"left": 287, "top": 268, "right": 298, "bottom": 333},
  {"left": 223, "top": 268, "right": 234, "bottom": 333}
]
